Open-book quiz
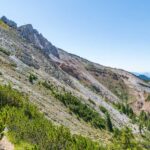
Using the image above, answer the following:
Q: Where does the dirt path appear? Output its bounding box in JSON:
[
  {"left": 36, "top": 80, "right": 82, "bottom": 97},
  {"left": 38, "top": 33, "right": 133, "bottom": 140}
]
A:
[{"left": 0, "top": 136, "right": 14, "bottom": 150}]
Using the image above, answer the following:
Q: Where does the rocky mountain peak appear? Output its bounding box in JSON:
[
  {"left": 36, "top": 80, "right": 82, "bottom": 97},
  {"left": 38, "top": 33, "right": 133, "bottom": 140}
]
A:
[
  {"left": 18, "top": 24, "right": 59, "bottom": 58},
  {"left": 0, "top": 16, "right": 59, "bottom": 58},
  {"left": 19, "top": 24, "right": 34, "bottom": 32},
  {"left": 1, "top": 16, "right": 17, "bottom": 29}
]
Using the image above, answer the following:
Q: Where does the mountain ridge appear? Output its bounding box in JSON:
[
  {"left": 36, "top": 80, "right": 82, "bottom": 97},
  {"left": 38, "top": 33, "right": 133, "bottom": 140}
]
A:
[
  {"left": 0, "top": 16, "right": 150, "bottom": 149},
  {"left": 133, "top": 72, "right": 150, "bottom": 81}
]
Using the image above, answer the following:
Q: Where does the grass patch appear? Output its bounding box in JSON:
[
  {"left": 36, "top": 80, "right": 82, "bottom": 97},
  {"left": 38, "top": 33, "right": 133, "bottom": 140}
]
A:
[
  {"left": 0, "top": 20, "right": 9, "bottom": 30},
  {"left": 42, "top": 81, "right": 106, "bottom": 129}
]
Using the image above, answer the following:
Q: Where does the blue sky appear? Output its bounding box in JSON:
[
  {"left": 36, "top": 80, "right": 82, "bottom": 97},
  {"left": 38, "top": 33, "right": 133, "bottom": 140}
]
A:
[{"left": 0, "top": 0, "right": 149, "bottom": 72}]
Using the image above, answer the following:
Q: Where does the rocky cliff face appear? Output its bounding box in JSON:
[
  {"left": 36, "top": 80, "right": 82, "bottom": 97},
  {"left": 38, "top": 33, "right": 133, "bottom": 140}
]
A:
[
  {"left": 1, "top": 16, "right": 59, "bottom": 58},
  {"left": 18, "top": 24, "right": 59, "bottom": 58}
]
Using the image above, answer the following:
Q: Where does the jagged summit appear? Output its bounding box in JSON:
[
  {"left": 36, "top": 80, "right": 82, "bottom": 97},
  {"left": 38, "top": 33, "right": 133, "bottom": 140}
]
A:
[
  {"left": 0, "top": 16, "right": 59, "bottom": 58},
  {"left": 18, "top": 24, "right": 59, "bottom": 58}
]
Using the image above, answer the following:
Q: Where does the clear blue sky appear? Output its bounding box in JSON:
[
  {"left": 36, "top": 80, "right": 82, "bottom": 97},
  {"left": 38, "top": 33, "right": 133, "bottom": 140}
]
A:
[{"left": 0, "top": 0, "right": 149, "bottom": 72}]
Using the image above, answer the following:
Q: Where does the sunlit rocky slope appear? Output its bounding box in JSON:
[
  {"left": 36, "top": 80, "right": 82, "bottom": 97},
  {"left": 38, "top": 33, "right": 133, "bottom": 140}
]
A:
[{"left": 0, "top": 16, "right": 150, "bottom": 149}]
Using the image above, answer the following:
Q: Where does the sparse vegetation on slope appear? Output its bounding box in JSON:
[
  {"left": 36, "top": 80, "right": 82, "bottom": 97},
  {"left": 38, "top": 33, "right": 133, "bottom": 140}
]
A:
[
  {"left": 54, "top": 92, "right": 106, "bottom": 129},
  {"left": 114, "top": 102, "right": 150, "bottom": 133},
  {"left": 86, "top": 64, "right": 129, "bottom": 101},
  {"left": 114, "top": 103, "right": 135, "bottom": 120},
  {"left": 42, "top": 81, "right": 106, "bottom": 130},
  {"left": 110, "top": 127, "right": 143, "bottom": 150},
  {"left": 139, "top": 110, "right": 150, "bottom": 131},
  {"left": 0, "top": 84, "right": 146, "bottom": 150},
  {"left": 0, "top": 84, "right": 105, "bottom": 149}
]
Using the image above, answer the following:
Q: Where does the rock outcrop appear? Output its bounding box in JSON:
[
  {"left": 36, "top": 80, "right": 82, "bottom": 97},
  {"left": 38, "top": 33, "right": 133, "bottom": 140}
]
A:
[
  {"left": 18, "top": 24, "right": 59, "bottom": 58},
  {"left": 1, "top": 16, "right": 17, "bottom": 29}
]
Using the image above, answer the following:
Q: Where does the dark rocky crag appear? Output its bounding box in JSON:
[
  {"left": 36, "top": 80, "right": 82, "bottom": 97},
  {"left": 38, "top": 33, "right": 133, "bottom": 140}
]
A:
[
  {"left": 1, "top": 16, "right": 17, "bottom": 29},
  {"left": 18, "top": 24, "right": 59, "bottom": 58},
  {"left": 1, "top": 16, "right": 59, "bottom": 58}
]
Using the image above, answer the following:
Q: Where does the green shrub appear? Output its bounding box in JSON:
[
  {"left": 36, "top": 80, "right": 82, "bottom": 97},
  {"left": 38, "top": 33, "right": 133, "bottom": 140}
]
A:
[
  {"left": 106, "top": 112, "right": 113, "bottom": 132},
  {"left": 99, "top": 106, "right": 108, "bottom": 114},
  {"left": 29, "top": 73, "right": 38, "bottom": 84},
  {"left": 42, "top": 81, "right": 54, "bottom": 91},
  {"left": 114, "top": 103, "right": 135, "bottom": 119},
  {"left": 139, "top": 110, "right": 150, "bottom": 131},
  {"left": 88, "top": 98, "right": 96, "bottom": 105},
  {"left": 0, "top": 84, "right": 25, "bottom": 108},
  {"left": 0, "top": 47, "right": 11, "bottom": 56},
  {"left": 99, "top": 106, "right": 113, "bottom": 132}
]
